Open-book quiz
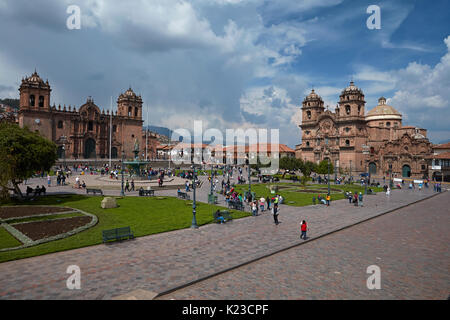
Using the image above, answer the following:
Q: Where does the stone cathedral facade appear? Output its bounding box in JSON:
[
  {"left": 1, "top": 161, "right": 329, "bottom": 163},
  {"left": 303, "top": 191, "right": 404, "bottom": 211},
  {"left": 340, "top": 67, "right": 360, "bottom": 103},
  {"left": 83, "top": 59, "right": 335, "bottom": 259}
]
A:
[
  {"left": 17, "top": 71, "right": 158, "bottom": 160},
  {"left": 296, "top": 81, "right": 433, "bottom": 179}
]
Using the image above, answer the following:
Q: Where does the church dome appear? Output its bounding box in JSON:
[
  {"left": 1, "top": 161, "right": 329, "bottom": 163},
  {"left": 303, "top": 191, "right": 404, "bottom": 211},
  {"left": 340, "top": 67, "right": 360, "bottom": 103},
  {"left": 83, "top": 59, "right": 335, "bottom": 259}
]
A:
[
  {"left": 303, "top": 89, "right": 323, "bottom": 102},
  {"left": 366, "top": 97, "right": 402, "bottom": 121}
]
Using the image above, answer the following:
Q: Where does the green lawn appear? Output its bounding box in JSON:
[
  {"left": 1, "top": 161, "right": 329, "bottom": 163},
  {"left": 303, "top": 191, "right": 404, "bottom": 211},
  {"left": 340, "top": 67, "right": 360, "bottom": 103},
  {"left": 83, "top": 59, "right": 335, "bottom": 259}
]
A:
[
  {"left": 0, "top": 195, "right": 249, "bottom": 263},
  {"left": 0, "top": 226, "right": 22, "bottom": 250},
  {"left": 233, "top": 183, "right": 383, "bottom": 206}
]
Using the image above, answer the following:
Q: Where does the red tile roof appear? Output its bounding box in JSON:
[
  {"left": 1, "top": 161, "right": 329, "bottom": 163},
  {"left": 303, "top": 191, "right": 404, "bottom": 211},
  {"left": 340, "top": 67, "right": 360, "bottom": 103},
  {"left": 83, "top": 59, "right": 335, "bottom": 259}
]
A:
[{"left": 434, "top": 142, "right": 450, "bottom": 149}]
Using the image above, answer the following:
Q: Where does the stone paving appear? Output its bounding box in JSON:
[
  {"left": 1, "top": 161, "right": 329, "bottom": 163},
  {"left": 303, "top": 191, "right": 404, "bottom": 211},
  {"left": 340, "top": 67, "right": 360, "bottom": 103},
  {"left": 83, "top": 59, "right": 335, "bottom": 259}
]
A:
[
  {"left": 158, "top": 191, "right": 450, "bottom": 300},
  {"left": 0, "top": 178, "right": 443, "bottom": 299}
]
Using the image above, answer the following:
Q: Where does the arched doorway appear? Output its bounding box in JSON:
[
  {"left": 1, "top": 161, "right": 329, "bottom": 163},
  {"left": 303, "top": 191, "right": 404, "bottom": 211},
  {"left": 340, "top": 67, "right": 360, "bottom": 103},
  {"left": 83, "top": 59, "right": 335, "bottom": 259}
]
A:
[
  {"left": 402, "top": 164, "right": 411, "bottom": 178},
  {"left": 111, "top": 147, "right": 118, "bottom": 159},
  {"left": 84, "top": 138, "right": 96, "bottom": 158},
  {"left": 57, "top": 146, "right": 64, "bottom": 159},
  {"left": 369, "top": 162, "right": 377, "bottom": 175}
]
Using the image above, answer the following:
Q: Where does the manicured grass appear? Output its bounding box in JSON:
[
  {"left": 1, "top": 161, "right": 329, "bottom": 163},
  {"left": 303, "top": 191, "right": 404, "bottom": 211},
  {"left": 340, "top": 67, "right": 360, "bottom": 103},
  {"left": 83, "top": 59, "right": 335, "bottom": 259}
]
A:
[
  {"left": 0, "top": 195, "right": 249, "bottom": 263},
  {"left": 233, "top": 183, "right": 383, "bottom": 206},
  {"left": 0, "top": 226, "right": 22, "bottom": 249}
]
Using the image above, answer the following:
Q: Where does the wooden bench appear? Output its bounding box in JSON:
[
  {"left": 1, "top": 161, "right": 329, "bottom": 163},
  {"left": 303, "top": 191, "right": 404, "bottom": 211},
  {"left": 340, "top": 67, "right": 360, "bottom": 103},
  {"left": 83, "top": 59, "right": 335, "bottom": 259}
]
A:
[
  {"left": 86, "top": 188, "right": 103, "bottom": 195},
  {"left": 102, "top": 226, "right": 134, "bottom": 243},
  {"left": 213, "top": 210, "right": 232, "bottom": 223},
  {"left": 139, "top": 189, "right": 155, "bottom": 196},
  {"left": 177, "top": 191, "right": 191, "bottom": 200},
  {"left": 228, "top": 201, "right": 244, "bottom": 211}
]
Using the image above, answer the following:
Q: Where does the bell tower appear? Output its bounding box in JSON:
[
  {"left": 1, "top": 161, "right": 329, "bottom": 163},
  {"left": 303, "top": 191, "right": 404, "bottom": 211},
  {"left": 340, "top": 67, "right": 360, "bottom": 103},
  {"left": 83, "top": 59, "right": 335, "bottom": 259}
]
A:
[
  {"left": 301, "top": 89, "right": 324, "bottom": 124},
  {"left": 117, "top": 87, "right": 143, "bottom": 119},
  {"left": 338, "top": 81, "right": 365, "bottom": 120},
  {"left": 19, "top": 70, "right": 51, "bottom": 111}
]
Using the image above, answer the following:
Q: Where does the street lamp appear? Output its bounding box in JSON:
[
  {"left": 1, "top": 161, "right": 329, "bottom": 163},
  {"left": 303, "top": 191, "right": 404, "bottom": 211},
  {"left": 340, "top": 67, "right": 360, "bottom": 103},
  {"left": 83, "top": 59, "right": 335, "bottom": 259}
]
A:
[
  {"left": 62, "top": 144, "right": 66, "bottom": 170},
  {"left": 389, "top": 163, "right": 393, "bottom": 189},
  {"left": 325, "top": 138, "right": 330, "bottom": 196},
  {"left": 191, "top": 166, "right": 198, "bottom": 228},
  {"left": 121, "top": 150, "right": 125, "bottom": 196}
]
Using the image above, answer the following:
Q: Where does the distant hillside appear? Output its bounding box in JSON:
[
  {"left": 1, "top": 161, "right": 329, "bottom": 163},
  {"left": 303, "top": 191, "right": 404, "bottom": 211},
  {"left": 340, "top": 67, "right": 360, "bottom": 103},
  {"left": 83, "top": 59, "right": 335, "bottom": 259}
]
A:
[
  {"left": 145, "top": 125, "right": 173, "bottom": 138},
  {"left": 0, "top": 98, "right": 19, "bottom": 109}
]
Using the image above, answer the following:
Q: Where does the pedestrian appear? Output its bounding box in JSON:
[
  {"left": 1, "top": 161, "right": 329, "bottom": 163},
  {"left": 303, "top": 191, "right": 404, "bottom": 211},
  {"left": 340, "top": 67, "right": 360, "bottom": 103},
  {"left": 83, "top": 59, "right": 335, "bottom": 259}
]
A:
[
  {"left": 47, "top": 174, "right": 51, "bottom": 187},
  {"left": 300, "top": 220, "right": 307, "bottom": 240},
  {"left": 273, "top": 205, "right": 279, "bottom": 225},
  {"left": 131, "top": 179, "right": 135, "bottom": 191},
  {"left": 326, "top": 194, "right": 331, "bottom": 206},
  {"left": 252, "top": 201, "right": 257, "bottom": 216},
  {"left": 386, "top": 186, "right": 391, "bottom": 196},
  {"left": 266, "top": 196, "right": 271, "bottom": 210},
  {"left": 353, "top": 192, "right": 358, "bottom": 206},
  {"left": 358, "top": 192, "right": 363, "bottom": 207},
  {"left": 125, "top": 179, "right": 130, "bottom": 192},
  {"left": 259, "top": 197, "right": 265, "bottom": 212}
]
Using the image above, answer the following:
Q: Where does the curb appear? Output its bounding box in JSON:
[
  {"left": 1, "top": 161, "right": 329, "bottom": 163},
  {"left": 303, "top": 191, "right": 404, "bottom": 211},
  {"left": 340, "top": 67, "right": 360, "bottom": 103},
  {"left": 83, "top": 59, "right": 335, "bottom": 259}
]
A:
[{"left": 154, "top": 190, "right": 445, "bottom": 299}]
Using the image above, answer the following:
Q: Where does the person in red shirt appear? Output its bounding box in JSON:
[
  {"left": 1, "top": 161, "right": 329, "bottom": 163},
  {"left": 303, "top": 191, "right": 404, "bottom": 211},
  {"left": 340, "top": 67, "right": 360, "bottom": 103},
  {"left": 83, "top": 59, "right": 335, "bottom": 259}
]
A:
[{"left": 300, "top": 220, "right": 308, "bottom": 240}]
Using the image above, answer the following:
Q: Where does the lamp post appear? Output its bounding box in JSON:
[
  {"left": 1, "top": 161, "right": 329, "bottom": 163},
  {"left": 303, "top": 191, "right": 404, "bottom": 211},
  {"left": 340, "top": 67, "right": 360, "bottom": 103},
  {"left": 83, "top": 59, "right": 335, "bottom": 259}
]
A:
[
  {"left": 325, "top": 138, "right": 330, "bottom": 195},
  {"left": 121, "top": 150, "right": 125, "bottom": 196},
  {"left": 389, "top": 163, "right": 393, "bottom": 189},
  {"left": 191, "top": 166, "right": 198, "bottom": 228},
  {"left": 62, "top": 144, "right": 66, "bottom": 170},
  {"left": 364, "top": 160, "right": 368, "bottom": 195}
]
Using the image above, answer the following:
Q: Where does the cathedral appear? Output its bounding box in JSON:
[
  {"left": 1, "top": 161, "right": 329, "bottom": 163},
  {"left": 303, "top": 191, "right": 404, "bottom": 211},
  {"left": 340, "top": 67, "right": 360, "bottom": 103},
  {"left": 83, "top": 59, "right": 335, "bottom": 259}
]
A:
[
  {"left": 17, "top": 71, "right": 158, "bottom": 160},
  {"left": 296, "top": 81, "right": 433, "bottom": 179}
]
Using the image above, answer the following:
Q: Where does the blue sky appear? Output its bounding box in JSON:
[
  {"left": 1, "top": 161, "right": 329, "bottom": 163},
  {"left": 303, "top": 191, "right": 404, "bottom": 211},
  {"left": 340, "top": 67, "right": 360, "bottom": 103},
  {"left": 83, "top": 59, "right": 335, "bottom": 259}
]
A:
[{"left": 0, "top": 0, "right": 449, "bottom": 147}]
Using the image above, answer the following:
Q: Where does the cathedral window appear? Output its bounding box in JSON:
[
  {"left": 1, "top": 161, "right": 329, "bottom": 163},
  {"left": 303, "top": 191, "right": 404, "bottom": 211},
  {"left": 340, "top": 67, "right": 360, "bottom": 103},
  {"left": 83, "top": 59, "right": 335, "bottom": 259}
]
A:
[
  {"left": 88, "top": 121, "right": 93, "bottom": 131},
  {"left": 358, "top": 106, "right": 361, "bottom": 113},
  {"left": 307, "top": 111, "right": 311, "bottom": 119},
  {"left": 128, "top": 107, "right": 132, "bottom": 117},
  {"left": 345, "top": 139, "right": 350, "bottom": 146},
  {"left": 306, "top": 141, "right": 310, "bottom": 147},
  {"left": 39, "top": 96, "right": 44, "bottom": 108},
  {"left": 134, "top": 107, "right": 138, "bottom": 117},
  {"left": 30, "top": 95, "right": 35, "bottom": 107},
  {"left": 113, "top": 125, "right": 117, "bottom": 132},
  {"left": 58, "top": 121, "right": 63, "bottom": 129},
  {"left": 345, "top": 127, "right": 350, "bottom": 132},
  {"left": 345, "top": 105, "right": 350, "bottom": 115},
  {"left": 386, "top": 122, "right": 391, "bottom": 127}
]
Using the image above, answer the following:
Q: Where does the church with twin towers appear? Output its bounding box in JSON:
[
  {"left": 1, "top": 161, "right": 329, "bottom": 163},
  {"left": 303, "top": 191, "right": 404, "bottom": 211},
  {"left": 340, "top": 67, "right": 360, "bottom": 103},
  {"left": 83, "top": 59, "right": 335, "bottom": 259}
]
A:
[
  {"left": 17, "top": 70, "right": 158, "bottom": 161},
  {"left": 296, "top": 81, "right": 433, "bottom": 179}
]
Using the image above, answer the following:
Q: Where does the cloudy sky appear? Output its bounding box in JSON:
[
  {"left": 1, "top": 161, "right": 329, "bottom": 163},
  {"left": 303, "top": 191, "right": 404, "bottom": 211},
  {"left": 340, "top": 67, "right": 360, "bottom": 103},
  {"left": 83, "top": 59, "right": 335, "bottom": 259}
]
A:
[{"left": 0, "top": 0, "right": 449, "bottom": 146}]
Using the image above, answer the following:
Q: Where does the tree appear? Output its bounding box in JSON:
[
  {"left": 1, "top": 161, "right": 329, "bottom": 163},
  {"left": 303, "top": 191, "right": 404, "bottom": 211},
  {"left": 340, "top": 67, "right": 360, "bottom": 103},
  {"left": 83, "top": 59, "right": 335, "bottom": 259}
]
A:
[
  {"left": 0, "top": 122, "right": 57, "bottom": 199},
  {"left": 300, "top": 160, "right": 316, "bottom": 177},
  {"left": 315, "top": 159, "right": 334, "bottom": 175}
]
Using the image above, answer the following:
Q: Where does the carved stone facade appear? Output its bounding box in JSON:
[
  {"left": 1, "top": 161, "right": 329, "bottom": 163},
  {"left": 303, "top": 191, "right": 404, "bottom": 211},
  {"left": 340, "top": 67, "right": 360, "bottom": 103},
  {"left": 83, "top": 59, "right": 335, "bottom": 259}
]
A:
[
  {"left": 296, "top": 82, "right": 433, "bottom": 179},
  {"left": 18, "top": 71, "right": 158, "bottom": 160}
]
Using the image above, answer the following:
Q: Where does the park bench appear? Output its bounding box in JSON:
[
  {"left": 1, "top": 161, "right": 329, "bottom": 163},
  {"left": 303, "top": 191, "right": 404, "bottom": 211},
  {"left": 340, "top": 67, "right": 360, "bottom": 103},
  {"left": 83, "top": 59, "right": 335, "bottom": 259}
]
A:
[
  {"left": 102, "top": 226, "right": 135, "bottom": 243},
  {"left": 86, "top": 188, "right": 103, "bottom": 196},
  {"left": 139, "top": 189, "right": 155, "bottom": 196},
  {"left": 177, "top": 191, "right": 191, "bottom": 200},
  {"left": 213, "top": 210, "right": 233, "bottom": 224},
  {"left": 228, "top": 201, "right": 244, "bottom": 211}
]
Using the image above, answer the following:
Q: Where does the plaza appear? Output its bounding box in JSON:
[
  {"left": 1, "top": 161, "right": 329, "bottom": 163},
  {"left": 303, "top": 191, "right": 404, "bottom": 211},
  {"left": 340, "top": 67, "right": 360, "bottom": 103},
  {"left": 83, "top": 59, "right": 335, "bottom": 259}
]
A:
[{"left": 0, "top": 170, "right": 448, "bottom": 300}]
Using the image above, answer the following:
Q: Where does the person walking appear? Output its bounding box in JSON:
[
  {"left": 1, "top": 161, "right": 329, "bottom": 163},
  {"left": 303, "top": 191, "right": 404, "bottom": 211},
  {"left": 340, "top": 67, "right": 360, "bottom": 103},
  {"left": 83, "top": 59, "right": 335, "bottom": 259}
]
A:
[
  {"left": 125, "top": 179, "right": 130, "bottom": 192},
  {"left": 266, "top": 196, "right": 271, "bottom": 210},
  {"left": 273, "top": 205, "right": 279, "bottom": 225},
  {"left": 326, "top": 194, "right": 331, "bottom": 206},
  {"left": 358, "top": 192, "right": 363, "bottom": 207},
  {"left": 386, "top": 186, "right": 391, "bottom": 196},
  {"left": 131, "top": 179, "right": 135, "bottom": 191},
  {"left": 252, "top": 201, "right": 257, "bottom": 216},
  {"left": 47, "top": 174, "right": 51, "bottom": 188},
  {"left": 300, "top": 220, "right": 307, "bottom": 240}
]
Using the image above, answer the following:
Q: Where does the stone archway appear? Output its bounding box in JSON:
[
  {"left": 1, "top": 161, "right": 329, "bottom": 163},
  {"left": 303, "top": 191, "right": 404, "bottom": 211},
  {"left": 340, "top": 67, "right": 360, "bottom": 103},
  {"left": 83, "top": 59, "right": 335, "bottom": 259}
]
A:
[
  {"left": 111, "top": 147, "right": 118, "bottom": 159},
  {"left": 402, "top": 164, "right": 411, "bottom": 178},
  {"left": 84, "top": 138, "right": 96, "bottom": 159}
]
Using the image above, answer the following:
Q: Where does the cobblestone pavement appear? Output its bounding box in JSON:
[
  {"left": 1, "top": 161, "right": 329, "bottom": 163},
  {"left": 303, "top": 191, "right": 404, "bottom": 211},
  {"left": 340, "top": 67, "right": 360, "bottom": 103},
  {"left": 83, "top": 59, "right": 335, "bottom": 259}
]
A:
[
  {"left": 0, "top": 183, "right": 443, "bottom": 299},
  {"left": 158, "top": 191, "right": 450, "bottom": 300}
]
